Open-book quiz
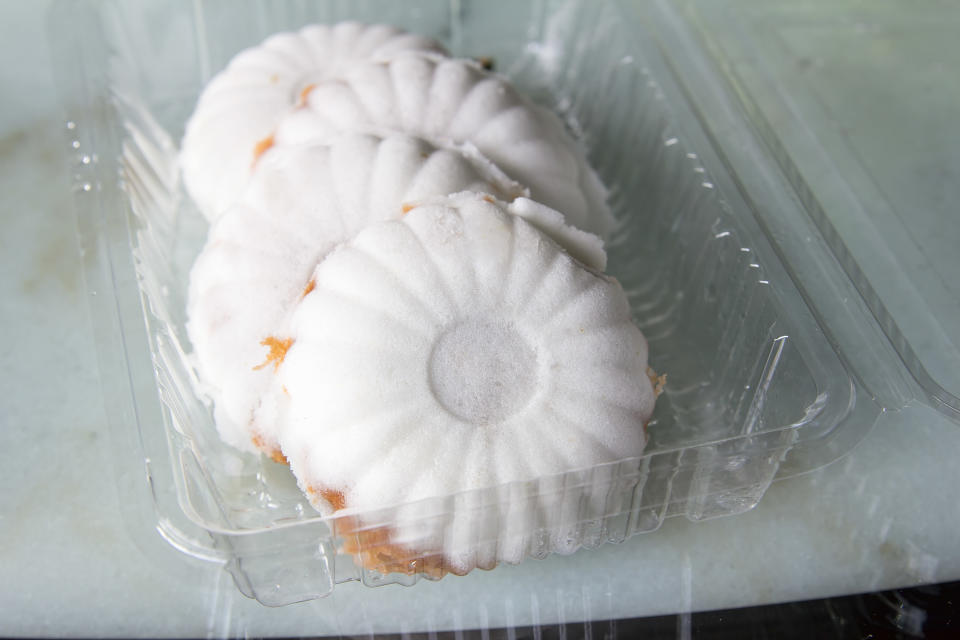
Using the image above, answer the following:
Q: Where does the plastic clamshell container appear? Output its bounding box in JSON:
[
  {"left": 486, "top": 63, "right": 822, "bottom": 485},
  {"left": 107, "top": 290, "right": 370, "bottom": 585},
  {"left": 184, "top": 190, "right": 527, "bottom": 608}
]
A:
[{"left": 51, "top": 0, "right": 959, "bottom": 606}]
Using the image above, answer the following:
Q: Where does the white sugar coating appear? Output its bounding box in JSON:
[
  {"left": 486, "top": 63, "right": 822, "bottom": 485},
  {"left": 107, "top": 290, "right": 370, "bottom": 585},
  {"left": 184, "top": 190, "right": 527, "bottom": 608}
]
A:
[
  {"left": 272, "top": 53, "right": 615, "bottom": 237},
  {"left": 186, "top": 134, "right": 526, "bottom": 457},
  {"left": 180, "top": 22, "right": 445, "bottom": 220},
  {"left": 279, "top": 194, "right": 654, "bottom": 569}
]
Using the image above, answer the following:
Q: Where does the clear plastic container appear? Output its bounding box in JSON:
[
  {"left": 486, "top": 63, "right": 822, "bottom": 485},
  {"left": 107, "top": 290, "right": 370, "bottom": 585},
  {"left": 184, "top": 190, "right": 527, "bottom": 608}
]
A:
[{"left": 50, "top": 0, "right": 959, "bottom": 605}]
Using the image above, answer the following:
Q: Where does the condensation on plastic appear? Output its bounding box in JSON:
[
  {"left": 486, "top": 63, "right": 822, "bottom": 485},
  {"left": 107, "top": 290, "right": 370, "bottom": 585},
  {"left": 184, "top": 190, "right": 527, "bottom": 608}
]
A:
[{"left": 49, "top": 0, "right": 927, "bottom": 606}]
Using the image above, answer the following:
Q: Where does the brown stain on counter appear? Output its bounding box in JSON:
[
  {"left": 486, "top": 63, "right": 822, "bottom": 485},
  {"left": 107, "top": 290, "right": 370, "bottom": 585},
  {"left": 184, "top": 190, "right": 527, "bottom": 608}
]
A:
[
  {"left": 2, "top": 125, "right": 81, "bottom": 298},
  {"left": 20, "top": 227, "right": 78, "bottom": 296}
]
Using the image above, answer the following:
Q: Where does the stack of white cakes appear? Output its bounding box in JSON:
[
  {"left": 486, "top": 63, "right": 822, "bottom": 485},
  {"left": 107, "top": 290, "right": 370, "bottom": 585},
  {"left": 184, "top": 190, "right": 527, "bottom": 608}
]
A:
[{"left": 183, "top": 22, "right": 658, "bottom": 578}]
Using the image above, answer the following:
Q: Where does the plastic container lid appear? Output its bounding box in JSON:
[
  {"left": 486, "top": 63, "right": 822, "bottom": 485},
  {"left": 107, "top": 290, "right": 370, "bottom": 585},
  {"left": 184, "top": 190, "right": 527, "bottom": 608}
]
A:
[{"left": 660, "top": 0, "right": 960, "bottom": 420}]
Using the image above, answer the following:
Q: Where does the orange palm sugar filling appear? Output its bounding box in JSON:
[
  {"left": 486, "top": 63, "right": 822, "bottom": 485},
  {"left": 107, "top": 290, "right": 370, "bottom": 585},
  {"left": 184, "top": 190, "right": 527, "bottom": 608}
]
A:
[
  {"left": 251, "top": 134, "right": 275, "bottom": 167},
  {"left": 400, "top": 203, "right": 415, "bottom": 215},
  {"left": 310, "top": 487, "right": 347, "bottom": 511},
  {"left": 251, "top": 434, "right": 288, "bottom": 464},
  {"left": 297, "top": 83, "right": 317, "bottom": 107},
  {"left": 647, "top": 366, "right": 667, "bottom": 397},
  {"left": 301, "top": 278, "right": 316, "bottom": 298},
  {"left": 307, "top": 486, "right": 480, "bottom": 579},
  {"left": 253, "top": 335, "right": 293, "bottom": 372},
  {"left": 643, "top": 367, "right": 666, "bottom": 440}
]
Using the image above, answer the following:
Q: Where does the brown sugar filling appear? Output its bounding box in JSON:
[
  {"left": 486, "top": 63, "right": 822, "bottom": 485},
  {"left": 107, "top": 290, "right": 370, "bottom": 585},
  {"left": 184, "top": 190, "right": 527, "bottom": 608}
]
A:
[
  {"left": 307, "top": 486, "right": 480, "bottom": 579},
  {"left": 647, "top": 366, "right": 667, "bottom": 397},
  {"left": 475, "top": 56, "right": 495, "bottom": 71},
  {"left": 251, "top": 134, "right": 275, "bottom": 167},
  {"left": 251, "top": 434, "right": 287, "bottom": 464},
  {"left": 301, "top": 278, "right": 316, "bottom": 298},
  {"left": 297, "top": 83, "right": 318, "bottom": 107},
  {"left": 253, "top": 336, "right": 293, "bottom": 372},
  {"left": 643, "top": 367, "right": 666, "bottom": 440}
]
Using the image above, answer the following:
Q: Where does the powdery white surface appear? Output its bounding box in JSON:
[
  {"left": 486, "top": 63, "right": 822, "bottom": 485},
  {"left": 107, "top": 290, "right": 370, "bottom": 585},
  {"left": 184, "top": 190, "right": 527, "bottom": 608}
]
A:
[
  {"left": 186, "top": 134, "right": 523, "bottom": 457},
  {"left": 279, "top": 194, "right": 653, "bottom": 571},
  {"left": 273, "top": 53, "right": 615, "bottom": 237},
  {"left": 179, "top": 22, "right": 445, "bottom": 220}
]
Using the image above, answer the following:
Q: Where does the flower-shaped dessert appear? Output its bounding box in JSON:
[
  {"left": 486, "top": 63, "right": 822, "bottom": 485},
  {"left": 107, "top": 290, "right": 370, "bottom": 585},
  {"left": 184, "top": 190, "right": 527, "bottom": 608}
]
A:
[
  {"left": 187, "top": 133, "right": 533, "bottom": 459},
  {"left": 180, "top": 22, "right": 445, "bottom": 219},
  {"left": 278, "top": 192, "right": 653, "bottom": 574},
  {"left": 273, "top": 53, "right": 615, "bottom": 237}
]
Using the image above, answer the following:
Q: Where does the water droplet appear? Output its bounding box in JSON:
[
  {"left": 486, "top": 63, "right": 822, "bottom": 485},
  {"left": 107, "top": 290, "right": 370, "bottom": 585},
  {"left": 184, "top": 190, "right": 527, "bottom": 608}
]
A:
[
  {"left": 71, "top": 140, "right": 80, "bottom": 149},
  {"left": 66, "top": 121, "right": 76, "bottom": 130}
]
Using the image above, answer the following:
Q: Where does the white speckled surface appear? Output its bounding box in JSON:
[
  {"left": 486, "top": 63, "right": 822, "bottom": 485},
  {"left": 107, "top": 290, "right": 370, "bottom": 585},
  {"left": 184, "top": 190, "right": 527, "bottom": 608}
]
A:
[{"left": 2, "top": 1, "right": 959, "bottom": 637}]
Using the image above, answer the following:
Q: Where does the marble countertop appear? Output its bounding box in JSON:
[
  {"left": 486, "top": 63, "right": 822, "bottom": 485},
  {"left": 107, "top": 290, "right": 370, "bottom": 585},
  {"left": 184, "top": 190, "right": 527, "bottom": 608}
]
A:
[{"left": 3, "top": 1, "right": 959, "bottom": 637}]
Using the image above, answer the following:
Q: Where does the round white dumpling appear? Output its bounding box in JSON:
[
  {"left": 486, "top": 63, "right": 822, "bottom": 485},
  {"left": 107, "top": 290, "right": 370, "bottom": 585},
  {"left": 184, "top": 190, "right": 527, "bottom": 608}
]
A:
[
  {"left": 180, "top": 22, "right": 446, "bottom": 220},
  {"left": 279, "top": 192, "right": 654, "bottom": 571},
  {"left": 273, "top": 53, "right": 615, "bottom": 237},
  {"left": 186, "top": 134, "right": 530, "bottom": 459}
]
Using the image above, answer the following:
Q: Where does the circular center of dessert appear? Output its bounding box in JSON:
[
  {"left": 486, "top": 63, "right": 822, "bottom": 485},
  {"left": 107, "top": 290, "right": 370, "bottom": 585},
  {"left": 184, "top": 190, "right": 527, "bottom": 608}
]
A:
[{"left": 428, "top": 320, "right": 538, "bottom": 425}]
